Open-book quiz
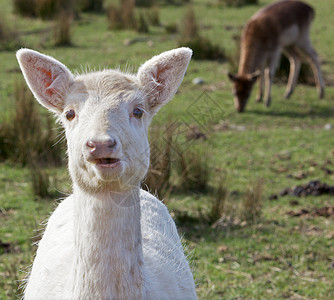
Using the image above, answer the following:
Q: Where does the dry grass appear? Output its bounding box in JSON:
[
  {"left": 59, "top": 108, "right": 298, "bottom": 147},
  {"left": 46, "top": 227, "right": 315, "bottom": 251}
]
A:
[
  {"left": 0, "top": 15, "right": 21, "bottom": 50},
  {"left": 143, "top": 123, "right": 173, "bottom": 199},
  {"left": 0, "top": 79, "right": 64, "bottom": 167},
  {"left": 14, "top": 0, "right": 75, "bottom": 19},
  {"left": 178, "top": 6, "right": 225, "bottom": 60},
  {"left": 121, "top": 0, "right": 136, "bottom": 29},
  {"left": 77, "top": 0, "right": 104, "bottom": 12},
  {"left": 143, "top": 120, "right": 211, "bottom": 198},
  {"left": 29, "top": 154, "right": 52, "bottom": 199},
  {"left": 146, "top": 5, "right": 160, "bottom": 26},
  {"left": 106, "top": 4, "right": 123, "bottom": 30},
  {"left": 218, "top": 0, "right": 258, "bottom": 6},
  {"left": 241, "top": 179, "right": 263, "bottom": 223},
  {"left": 53, "top": 10, "right": 73, "bottom": 46},
  {"left": 209, "top": 174, "right": 229, "bottom": 222},
  {"left": 107, "top": 0, "right": 137, "bottom": 30},
  {"left": 13, "top": 0, "right": 37, "bottom": 18},
  {"left": 174, "top": 146, "right": 210, "bottom": 192},
  {"left": 136, "top": 12, "right": 149, "bottom": 33}
]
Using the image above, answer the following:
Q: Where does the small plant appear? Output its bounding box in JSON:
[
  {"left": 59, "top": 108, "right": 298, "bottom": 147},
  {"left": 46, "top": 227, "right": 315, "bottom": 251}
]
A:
[
  {"left": 54, "top": 10, "right": 73, "bottom": 46},
  {"left": 178, "top": 6, "right": 225, "bottom": 60},
  {"left": 241, "top": 179, "right": 263, "bottom": 223}
]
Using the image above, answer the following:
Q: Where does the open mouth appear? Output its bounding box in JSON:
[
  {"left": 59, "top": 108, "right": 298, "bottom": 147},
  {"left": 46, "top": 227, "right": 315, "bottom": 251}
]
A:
[{"left": 95, "top": 158, "right": 121, "bottom": 168}]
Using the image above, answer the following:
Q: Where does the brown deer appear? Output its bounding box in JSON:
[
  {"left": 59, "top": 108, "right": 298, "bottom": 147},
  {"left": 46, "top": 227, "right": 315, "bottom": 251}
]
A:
[{"left": 228, "top": 0, "right": 325, "bottom": 112}]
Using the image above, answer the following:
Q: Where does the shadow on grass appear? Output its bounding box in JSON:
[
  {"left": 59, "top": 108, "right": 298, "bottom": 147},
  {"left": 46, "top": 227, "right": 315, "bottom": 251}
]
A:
[{"left": 248, "top": 102, "right": 334, "bottom": 119}]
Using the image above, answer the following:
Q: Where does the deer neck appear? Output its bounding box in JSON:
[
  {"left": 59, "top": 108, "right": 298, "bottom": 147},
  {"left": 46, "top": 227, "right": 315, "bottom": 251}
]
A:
[
  {"left": 238, "top": 41, "right": 264, "bottom": 75},
  {"left": 70, "top": 184, "right": 144, "bottom": 299}
]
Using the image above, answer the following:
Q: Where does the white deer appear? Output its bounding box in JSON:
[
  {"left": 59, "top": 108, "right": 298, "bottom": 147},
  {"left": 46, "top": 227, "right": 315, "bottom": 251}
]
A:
[
  {"left": 17, "top": 47, "right": 197, "bottom": 299},
  {"left": 228, "top": 0, "right": 325, "bottom": 112}
]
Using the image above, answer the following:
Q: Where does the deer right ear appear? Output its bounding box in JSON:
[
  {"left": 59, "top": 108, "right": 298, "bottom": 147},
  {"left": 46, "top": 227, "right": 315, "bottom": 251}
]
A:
[
  {"left": 249, "top": 70, "right": 261, "bottom": 82},
  {"left": 16, "top": 48, "right": 74, "bottom": 114}
]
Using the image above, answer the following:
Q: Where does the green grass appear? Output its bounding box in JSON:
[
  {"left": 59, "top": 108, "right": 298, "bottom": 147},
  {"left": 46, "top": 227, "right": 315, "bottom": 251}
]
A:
[{"left": 1, "top": 0, "right": 334, "bottom": 299}]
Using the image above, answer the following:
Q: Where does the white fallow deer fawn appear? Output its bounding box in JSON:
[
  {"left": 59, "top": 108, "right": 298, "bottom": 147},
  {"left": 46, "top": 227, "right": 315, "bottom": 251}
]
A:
[{"left": 228, "top": 0, "right": 325, "bottom": 112}]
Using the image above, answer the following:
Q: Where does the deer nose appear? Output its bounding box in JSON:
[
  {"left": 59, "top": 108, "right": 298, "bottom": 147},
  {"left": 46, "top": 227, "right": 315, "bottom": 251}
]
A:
[{"left": 86, "top": 138, "right": 117, "bottom": 154}]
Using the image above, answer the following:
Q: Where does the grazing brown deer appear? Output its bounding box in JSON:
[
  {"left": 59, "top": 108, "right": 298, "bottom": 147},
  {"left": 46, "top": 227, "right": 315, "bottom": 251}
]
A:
[{"left": 228, "top": 0, "right": 325, "bottom": 112}]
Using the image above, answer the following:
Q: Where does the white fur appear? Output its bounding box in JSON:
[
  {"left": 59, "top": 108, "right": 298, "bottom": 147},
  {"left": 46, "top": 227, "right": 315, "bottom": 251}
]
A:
[{"left": 17, "top": 48, "right": 196, "bottom": 299}]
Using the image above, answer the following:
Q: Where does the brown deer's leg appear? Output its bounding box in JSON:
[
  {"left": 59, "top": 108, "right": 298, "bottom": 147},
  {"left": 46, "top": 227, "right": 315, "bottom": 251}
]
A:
[{"left": 283, "top": 47, "right": 301, "bottom": 99}]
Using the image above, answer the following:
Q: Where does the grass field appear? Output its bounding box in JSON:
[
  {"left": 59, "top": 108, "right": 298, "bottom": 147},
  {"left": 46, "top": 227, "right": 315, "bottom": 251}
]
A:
[{"left": 0, "top": 0, "right": 334, "bottom": 299}]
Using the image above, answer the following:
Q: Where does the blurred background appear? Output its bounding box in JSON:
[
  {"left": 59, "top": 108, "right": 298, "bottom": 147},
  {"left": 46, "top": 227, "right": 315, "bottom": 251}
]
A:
[{"left": 0, "top": 0, "right": 333, "bottom": 298}]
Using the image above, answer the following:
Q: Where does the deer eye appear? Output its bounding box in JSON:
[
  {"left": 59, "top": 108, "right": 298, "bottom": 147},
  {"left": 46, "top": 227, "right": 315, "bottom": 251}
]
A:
[
  {"left": 65, "top": 109, "right": 76, "bottom": 121},
  {"left": 132, "top": 107, "right": 143, "bottom": 119}
]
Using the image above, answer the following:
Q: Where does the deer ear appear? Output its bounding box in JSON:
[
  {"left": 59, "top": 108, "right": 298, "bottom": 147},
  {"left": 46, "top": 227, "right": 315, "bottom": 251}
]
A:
[
  {"left": 137, "top": 47, "right": 192, "bottom": 114},
  {"left": 248, "top": 70, "right": 261, "bottom": 82},
  {"left": 16, "top": 48, "right": 74, "bottom": 114},
  {"left": 228, "top": 72, "right": 238, "bottom": 82}
]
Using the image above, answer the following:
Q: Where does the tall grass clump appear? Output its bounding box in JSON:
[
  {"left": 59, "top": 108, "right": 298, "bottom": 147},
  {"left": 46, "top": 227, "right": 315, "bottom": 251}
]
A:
[
  {"left": 107, "top": 4, "right": 123, "bottom": 30},
  {"left": 174, "top": 145, "right": 210, "bottom": 192},
  {"left": 143, "top": 122, "right": 173, "bottom": 198},
  {"left": 218, "top": 0, "right": 258, "bottom": 7},
  {"left": 121, "top": 0, "right": 136, "bottom": 29},
  {"left": 178, "top": 6, "right": 225, "bottom": 60},
  {"left": 241, "top": 179, "right": 263, "bottom": 223},
  {"left": 135, "top": 0, "right": 153, "bottom": 7},
  {"left": 136, "top": 12, "right": 149, "bottom": 33},
  {"left": 53, "top": 10, "right": 73, "bottom": 46},
  {"left": 146, "top": 5, "right": 160, "bottom": 26},
  {"left": 0, "top": 15, "right": 21, "bottom": 50},
  {"left": 209, "top": 174, "right": 229, "bottom": 223},
  {"left": 13, "top": 0, "right": 37, "bottom": 17},
  {"left": 0, "top": 79, "right": 64, "bottom": 166},
  {"left": 76, "top": 0, "right": 104, "bottom": 12},
  {"left": 0, "top": 80, "right": 65, "bottom": 198},
  {"left": 29, "top": 154, "right": 52, "bottom": 199},
  {"left": 107, "top": 0, "right": 137, "bottom": 30},
  {"left": 13, "top": 0, "right": 74, "bottom": 19},
  {"left": 143, "top": 120, "right": 212, "bottom": 198}
]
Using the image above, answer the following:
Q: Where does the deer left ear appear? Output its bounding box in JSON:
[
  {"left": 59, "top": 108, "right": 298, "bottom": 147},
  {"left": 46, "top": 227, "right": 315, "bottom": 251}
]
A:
[
  {"left": 137, "top": 48, "right": 192, "bottom": 114},
  {"left": 16, "top": 48, "right": 74, "bottom": 114}
]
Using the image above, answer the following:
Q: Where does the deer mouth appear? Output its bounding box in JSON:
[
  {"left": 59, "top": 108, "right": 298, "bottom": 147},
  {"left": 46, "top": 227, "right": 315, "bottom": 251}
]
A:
[{"left": 95, "top": 158, "right": 121, "bottom": 168}]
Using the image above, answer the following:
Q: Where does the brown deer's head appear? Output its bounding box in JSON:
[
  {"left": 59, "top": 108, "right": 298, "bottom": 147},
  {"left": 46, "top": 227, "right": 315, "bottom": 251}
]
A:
[{"left": 228, "top": 71, "right": 260, "bottom": 112}]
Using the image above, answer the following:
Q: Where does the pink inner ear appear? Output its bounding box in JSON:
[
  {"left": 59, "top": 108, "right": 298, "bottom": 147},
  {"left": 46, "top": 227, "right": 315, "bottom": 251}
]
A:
[
  {"left": 37, "top": 67, "right": 57, "bottom": 97},
  {"left": 155, "top": 65, "right": 170, "bottom": 89}
]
